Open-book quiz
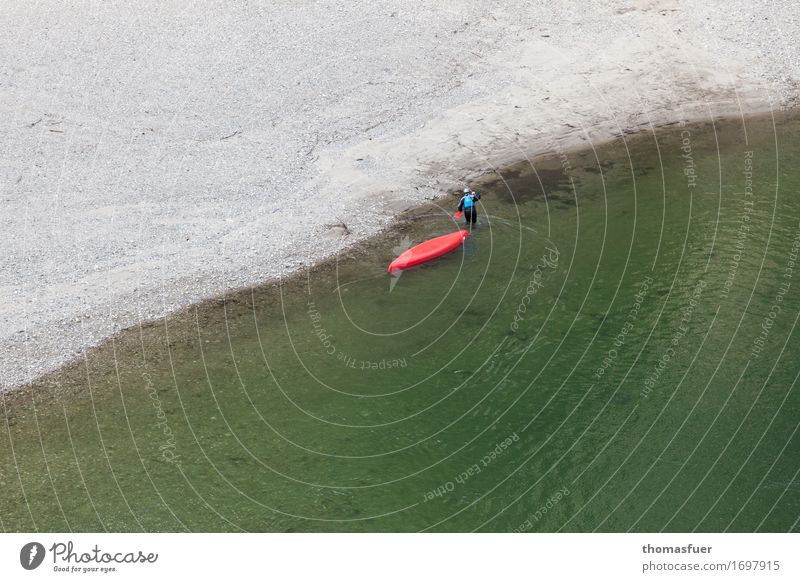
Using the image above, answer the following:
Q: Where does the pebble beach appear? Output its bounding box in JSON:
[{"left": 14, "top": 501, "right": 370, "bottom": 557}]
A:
[{"left": 1, "top": 0, "right": 799, "bottom": 390}]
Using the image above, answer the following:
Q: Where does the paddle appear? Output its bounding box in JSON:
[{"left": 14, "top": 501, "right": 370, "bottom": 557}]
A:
[{"left": 453, "top": 211, "right": 463, "bottom": 219}]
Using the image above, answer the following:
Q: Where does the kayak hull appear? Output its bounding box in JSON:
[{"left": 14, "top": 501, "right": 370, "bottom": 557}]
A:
[{"left": 388, "top": 230, "right": 469, "bottom": 273}]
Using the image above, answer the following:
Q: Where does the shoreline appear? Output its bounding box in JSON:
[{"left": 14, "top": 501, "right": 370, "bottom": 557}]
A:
[
  {"left": 5, "top": 108, "right": 796, "bottom": 404},
  {"left": 3, "top": 2, "right": 800, "bottom": 391}
]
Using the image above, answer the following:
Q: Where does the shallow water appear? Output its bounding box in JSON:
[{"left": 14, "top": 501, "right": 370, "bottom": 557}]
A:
[{"left": 2, "top": 114, "right": 799, "bottom": 532}]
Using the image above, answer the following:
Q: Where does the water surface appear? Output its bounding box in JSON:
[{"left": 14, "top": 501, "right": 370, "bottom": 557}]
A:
[{"left": 2, "top": 113, "right": 799, "bottom": 532}]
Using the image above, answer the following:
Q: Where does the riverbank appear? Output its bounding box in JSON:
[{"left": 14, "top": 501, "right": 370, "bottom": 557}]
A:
[{"left": 2, "top": 1, "right": 799, "bottom": 390}]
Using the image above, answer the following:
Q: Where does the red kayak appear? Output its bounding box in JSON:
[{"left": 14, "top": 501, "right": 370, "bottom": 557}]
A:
[{"left": 388, "top": 230, "right": 469, "bottom": 273}]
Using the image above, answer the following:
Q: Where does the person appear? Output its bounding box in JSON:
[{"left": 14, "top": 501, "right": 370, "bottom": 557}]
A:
[{"left": 457, "top": 187, "right": 481, "bottom": 226}]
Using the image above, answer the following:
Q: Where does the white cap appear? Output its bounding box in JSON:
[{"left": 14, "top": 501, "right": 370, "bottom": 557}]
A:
[{"left": 463, "top": 187, "right": 470, "bottom": 193}]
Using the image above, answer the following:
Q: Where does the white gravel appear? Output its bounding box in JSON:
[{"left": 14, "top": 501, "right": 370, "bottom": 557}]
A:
[{"left": 1, "top": 0, "right": 799, "bottom": 390}]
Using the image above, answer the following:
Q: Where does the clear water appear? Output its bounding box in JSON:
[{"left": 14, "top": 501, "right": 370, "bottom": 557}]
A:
[{"left": 2, "top": 114, "right": 799, "bottom": 532}]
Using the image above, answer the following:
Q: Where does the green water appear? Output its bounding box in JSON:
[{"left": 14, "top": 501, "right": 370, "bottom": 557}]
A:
[{"left": 3, "top": 114, "right": 800, "bottom": 532}]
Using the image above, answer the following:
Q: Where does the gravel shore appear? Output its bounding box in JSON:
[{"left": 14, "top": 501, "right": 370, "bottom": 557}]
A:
[{"left": 1, "top": 0, "right": 798, "bottom": 390}]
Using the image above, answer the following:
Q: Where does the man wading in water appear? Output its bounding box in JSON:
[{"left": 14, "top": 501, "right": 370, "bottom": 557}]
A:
[{"left": 457, "top": 186, "right": 481, "bottom": 227}]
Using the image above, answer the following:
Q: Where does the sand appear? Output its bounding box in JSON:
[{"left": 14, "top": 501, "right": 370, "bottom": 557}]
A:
[{"left": 1, "top": 0, "right": 799, "bottom": 390}]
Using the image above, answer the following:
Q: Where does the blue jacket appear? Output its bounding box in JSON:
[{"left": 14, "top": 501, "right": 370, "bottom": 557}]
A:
[{"left": 458, "top": 192, "right": 480, "bottom": 212}]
